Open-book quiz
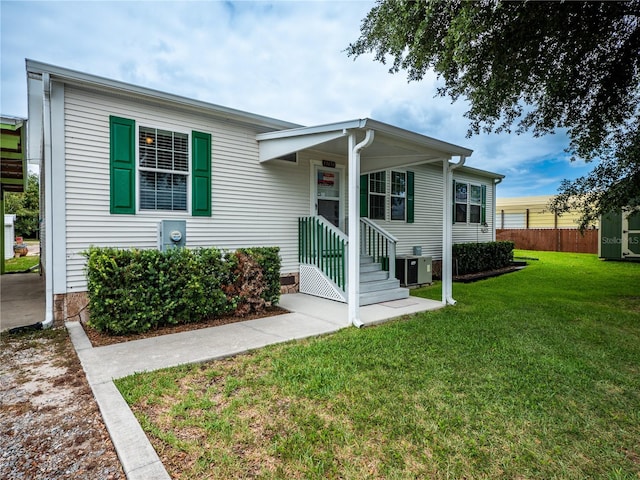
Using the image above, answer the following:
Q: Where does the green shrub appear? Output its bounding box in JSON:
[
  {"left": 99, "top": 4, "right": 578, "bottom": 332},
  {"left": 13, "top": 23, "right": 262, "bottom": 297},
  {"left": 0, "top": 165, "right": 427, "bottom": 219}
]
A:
[
  {"left": 452, "top": 241, "right": 515, "bottom": 275},
  {"left": 237, "top": 247, "right": 281, "bottom": 305},
  {"left": 83, "top": 246, "right": 281, "bottom": 335}
]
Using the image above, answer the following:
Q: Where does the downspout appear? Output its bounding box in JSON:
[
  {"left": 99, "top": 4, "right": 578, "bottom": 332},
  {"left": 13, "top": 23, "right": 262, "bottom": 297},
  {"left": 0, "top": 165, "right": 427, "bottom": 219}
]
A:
[
  {"left": 348, "top": 129, "right": 375, "bottom": 328},
  {"left": 442, "top": 155, "right": 466, "bottom": 306},
  {"left": 41, "top": 73, "right": 54, "bottom": 329},
  {"left": 492, "top": 178, "right": 503, "bottom": 242}
]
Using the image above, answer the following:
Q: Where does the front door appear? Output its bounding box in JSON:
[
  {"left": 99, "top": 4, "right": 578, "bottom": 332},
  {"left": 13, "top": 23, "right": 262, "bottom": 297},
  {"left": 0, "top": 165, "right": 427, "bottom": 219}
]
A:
[{"left": 314, "top": 165, "right": 343, "bottom": 228}]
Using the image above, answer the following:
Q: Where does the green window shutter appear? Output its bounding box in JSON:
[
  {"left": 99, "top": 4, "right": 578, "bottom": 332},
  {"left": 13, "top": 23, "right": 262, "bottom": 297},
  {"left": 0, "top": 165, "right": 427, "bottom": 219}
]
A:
[
  {"left": 452, "top": 179, "right": 456, "bottom": 224},
  {"left": 481, "top": 184, "right": 487, "bottom": 224},
  {"left": 406, "top": 171, "right": 415, "bottom": 223},
  {"left": 360, "top": 174, "right": 368, "bottom": 217},
  {"left": 109, "top": 116, "right": 136, "bottom": 214},
  {"left": 192, "top": 131, "right": 212, "bottom": 216}
]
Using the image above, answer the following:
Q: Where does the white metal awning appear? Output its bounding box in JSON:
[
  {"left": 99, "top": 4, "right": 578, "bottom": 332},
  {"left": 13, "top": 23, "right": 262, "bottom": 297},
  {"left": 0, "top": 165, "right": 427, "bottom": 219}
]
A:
[{"left": 256, "top": 118, "right": 474, "bottom": 172}]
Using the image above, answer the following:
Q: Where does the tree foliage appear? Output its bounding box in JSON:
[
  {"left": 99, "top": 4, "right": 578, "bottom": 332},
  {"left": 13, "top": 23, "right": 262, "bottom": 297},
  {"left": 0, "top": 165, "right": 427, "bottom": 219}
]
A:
[
  {"left": 4, "top": 173, "right": 40, "bottom": 238},
  {"left": 348, "top": 0, "right": 640, "bottom": 229}
]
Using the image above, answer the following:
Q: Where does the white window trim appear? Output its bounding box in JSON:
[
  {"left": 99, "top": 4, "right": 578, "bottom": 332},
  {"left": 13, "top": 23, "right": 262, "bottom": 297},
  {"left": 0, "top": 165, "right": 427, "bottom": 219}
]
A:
[
  {"left": 368, "top": 170, "right": 386, "bottom": 220},
  {"left": 366, "top": 169, "right": 409, "bottom": 222},
  {"left": 309, "top": 160, "right": 346, "bottom": 228},
  {"left": 390, "top": 170, "right": 407, "bottom": 222},
  {"left": 135, "top": 122, "right": 192, "bottom": 215},
  {"left": 455, "top": 181, "right": 483, "bottom": 224}
]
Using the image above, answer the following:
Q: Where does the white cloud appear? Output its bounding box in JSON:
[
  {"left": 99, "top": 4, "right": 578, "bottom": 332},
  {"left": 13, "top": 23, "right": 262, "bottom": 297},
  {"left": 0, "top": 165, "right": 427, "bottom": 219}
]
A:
[{"left": 1, "top": 0, "right": 590, "bottom": 197}]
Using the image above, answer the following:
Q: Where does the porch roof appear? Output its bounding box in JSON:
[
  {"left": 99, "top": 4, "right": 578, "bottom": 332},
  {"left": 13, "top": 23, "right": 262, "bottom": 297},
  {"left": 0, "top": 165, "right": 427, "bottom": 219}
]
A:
[
  {"left": 256, "top": 118, "right": 474, "bottom": 172},
  {"left": 1, "top": 116, "right": 27, "bottom": 194}
]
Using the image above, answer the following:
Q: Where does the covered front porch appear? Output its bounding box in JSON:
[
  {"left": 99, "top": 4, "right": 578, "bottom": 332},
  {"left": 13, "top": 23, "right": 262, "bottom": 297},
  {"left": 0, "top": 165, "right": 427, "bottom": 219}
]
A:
[{"left": 257, "top": 118, "right": 473, "bottom": 326}]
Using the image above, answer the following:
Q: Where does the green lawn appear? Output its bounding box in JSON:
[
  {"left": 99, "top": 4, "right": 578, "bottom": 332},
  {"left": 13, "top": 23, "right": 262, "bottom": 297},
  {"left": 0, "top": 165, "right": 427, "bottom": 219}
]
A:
[
  {"left": 3, "top": 255, "right": 39, "bottom": 273},
  {"left": 116, "top": 251, "right": 640, "bottom": 479}
]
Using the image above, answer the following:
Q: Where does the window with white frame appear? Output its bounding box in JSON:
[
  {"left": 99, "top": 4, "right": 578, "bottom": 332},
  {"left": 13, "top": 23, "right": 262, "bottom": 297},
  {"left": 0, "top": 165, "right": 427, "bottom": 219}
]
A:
[
  {"left": 455, "top": 181, "right": 485, "bottom": 224},
  {"left": 139, "top": 127, "right": 188, "bottom": 211},
  {"left": 455, "top": 182, "right": 468, "bottom": 223},
  {"left": 391, "top": 171, "right": 406, "bottom": 221},
  {"left": 469, "top": 185, "right": 482, "bottom": 223},
  {"left": 369, "top": 171, "right": 386, "bottom": 220}
]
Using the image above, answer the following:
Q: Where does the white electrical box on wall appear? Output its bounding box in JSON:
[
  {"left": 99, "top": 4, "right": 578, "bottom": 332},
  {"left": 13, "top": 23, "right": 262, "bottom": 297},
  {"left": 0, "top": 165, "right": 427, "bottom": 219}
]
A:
[{"left": 158, "top": 220, "right": 186, "bottom": 251}]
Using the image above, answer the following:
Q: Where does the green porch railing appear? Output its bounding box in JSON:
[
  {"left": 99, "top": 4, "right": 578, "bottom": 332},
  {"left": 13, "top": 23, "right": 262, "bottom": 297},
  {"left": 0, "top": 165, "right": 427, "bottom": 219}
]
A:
[
  {"left": 298, "top": 216, "right": 347, "bottom": 291},
  {"left": 360, "top": 217, "right": 397, "bottom": 280}
]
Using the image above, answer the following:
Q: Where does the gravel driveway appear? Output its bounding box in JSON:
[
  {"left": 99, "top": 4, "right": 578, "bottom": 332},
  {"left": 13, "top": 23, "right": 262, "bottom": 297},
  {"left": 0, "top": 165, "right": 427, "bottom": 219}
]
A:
[{"left": 0, "top": 327, "right": 124, "bottom": 479}]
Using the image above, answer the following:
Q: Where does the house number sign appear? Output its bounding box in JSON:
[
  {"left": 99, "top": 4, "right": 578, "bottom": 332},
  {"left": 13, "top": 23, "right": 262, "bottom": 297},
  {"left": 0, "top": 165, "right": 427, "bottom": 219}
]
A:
[{"left": 322, "top": 160, "right": 336, "bottom": 168}]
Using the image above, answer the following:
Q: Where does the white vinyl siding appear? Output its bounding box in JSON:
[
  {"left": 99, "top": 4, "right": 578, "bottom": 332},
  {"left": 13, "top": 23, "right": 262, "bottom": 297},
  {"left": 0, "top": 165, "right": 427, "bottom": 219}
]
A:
[
  {"left": 452, "top": 171, "right": 495, "bottom": 244},
  {"left": 365, "top": 163, "right": 444, "bottom": 259},
  {"left": 59, "top": 84, "right": 498, "bottom": 293},
  {"left": 63, "top": 85, "right": 310, "bottom": 291}
]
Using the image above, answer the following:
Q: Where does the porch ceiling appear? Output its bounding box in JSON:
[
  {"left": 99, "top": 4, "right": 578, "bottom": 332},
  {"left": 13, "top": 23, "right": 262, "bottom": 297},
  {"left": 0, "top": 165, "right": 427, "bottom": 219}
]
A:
[{"left": 256, "top": 118, "right": 473, "bottom": 172}]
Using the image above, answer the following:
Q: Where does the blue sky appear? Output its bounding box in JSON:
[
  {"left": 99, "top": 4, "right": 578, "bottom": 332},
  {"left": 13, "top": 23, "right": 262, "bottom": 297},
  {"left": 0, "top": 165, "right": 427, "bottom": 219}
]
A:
[{"left": 0, "top": 0, "right": 593, "bottom": 198}]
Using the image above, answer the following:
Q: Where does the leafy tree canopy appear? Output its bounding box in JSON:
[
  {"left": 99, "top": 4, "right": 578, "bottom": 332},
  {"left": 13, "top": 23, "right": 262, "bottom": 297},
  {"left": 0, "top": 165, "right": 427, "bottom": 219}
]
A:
[
  {"left": 4, "top": 173, "right": 40, "bottom": 238},
  {"left": 347, "top": 0, "right": 640, "bottom": 229}
]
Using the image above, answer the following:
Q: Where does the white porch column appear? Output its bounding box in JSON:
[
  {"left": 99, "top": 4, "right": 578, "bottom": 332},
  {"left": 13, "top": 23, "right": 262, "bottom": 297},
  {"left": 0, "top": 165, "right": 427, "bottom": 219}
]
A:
[
  {"left": 492, "top": 178, "right": 502, "bottom": 242},
  {"left": 348, "top": 130, "right": 375, "bottom": 327},
  {"left": 442, "top": 155, "right": 465, "bottom": 305}
]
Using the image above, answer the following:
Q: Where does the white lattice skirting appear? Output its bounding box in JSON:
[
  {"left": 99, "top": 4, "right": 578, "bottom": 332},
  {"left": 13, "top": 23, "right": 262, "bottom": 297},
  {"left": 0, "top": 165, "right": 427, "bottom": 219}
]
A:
[{"left": 299, "top": 264, "right": 346, "bottom": 303}]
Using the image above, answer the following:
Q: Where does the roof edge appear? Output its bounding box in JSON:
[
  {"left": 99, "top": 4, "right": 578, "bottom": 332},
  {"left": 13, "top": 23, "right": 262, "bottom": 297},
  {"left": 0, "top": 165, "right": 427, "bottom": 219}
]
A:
[
  {"left": 457, "top": 164, "right": 505, "bottom": 179},
  {"left": 257, "top": 117, "right": 473, "bottom": 157},
  {"left": 25, "top": 59, "right": 302, "bottom": 131}
]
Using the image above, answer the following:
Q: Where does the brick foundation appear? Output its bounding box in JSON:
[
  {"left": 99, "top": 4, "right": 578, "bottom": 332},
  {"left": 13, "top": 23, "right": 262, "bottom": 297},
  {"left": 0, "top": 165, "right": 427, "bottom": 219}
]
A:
[
  {"left": 279, "top": 272, "right": 299, "bottom": 294},
  {"left": 53, "top": 291, "right": 90, "bottom": 325}
]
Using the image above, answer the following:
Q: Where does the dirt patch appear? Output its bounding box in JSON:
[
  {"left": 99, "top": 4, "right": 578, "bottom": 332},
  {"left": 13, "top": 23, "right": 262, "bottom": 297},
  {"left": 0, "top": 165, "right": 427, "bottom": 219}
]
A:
[
  {"left": 82, "top": 306, "right": 289, "bottom": 347},
  {"left": 0, "top": 328, "right": 124, "bottom": 480}
]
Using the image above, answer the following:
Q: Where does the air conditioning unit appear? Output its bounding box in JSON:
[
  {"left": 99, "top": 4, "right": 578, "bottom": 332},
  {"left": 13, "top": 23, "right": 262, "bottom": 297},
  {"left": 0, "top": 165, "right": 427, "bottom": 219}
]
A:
[{"left": 395, "top": 255, "right": 432, "bottom": 286}]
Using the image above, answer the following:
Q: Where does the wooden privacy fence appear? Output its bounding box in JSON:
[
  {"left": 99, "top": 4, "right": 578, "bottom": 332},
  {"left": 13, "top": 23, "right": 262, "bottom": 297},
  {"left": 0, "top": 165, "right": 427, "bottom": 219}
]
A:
[{"left": 497, "top": 228, "right": 598, "bottom": 254}]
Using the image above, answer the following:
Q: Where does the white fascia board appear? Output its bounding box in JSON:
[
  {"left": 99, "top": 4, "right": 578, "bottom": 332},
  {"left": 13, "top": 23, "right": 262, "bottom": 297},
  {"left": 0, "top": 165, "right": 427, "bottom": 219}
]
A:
[
  {"left": 0, "top": 115, "right": 26, "bottom": 126},
  {"left": 256, "top": 119, "right": 366, "bottom": 141},
  {"left": 257, "top": 117, "right": 474, "bottom": 160},
  {"left": 25, "top": 59, "right": 301, "bottom": 131},
  {"left": 457, "top": 165, "right": 505, "bottom": 180},
  {"left": 259, "top": 129, "right": 348, "bottom": 162}
]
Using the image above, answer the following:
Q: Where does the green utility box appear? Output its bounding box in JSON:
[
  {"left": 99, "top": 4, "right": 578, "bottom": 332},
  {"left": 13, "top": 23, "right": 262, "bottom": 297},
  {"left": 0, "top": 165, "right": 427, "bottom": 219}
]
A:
[{"left": 599, "top": 211, "right": 640, "bottom": 260}]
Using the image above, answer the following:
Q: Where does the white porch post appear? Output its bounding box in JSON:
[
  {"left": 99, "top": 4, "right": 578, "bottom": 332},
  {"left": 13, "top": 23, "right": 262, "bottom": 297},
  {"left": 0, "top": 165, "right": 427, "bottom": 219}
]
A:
[
  {"left": 348, "top": 130, "right": 375, "bottom": 327},
  {"left": 442, "top": 155, "right": 465, "bottom": 305}
]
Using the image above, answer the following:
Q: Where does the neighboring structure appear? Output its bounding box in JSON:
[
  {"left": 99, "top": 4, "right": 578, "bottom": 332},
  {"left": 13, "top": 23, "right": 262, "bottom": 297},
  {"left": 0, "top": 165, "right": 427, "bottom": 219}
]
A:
[
  {"left": 1, "top": 116, "right": 27, "bottom": 274},
  {"left": 599, "top": 211, "right": 640, "bottom": 260},
  {"left": 496, "top": 195, "right": 598, "bottom": 254},
  {"left": 496, "top": 195, "right": 589, "bottom": 229},
  {"left": 26, "top": 59, "right": 503, "bottom": 327}
]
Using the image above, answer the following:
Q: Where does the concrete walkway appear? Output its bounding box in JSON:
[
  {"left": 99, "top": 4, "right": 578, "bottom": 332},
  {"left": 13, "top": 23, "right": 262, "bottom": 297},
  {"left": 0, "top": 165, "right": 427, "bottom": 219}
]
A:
[
  {"left": 0, "top": 272, "right": 45, "bottom": 331},
  {"left": 67, "top": 293, "right": 443, "bottom": 479}
]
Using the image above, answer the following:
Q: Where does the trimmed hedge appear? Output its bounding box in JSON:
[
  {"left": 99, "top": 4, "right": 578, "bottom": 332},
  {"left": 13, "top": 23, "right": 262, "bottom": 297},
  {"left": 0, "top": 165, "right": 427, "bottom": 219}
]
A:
[
  {"left": 452, "top": 241, "right": 515, "bottom": 275},
  {"left": 84, "top": 246, "right": 281, "bottom": 335}
]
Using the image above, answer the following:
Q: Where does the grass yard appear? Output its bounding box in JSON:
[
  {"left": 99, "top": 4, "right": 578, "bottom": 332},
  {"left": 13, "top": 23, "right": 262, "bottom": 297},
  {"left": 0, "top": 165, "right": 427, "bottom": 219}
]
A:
[
  {"left": 116, "top": 251, "right": 640, "bottom": 479},
  {"left": 3, "top": 255, "right": 39, "bottom": 273}
]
